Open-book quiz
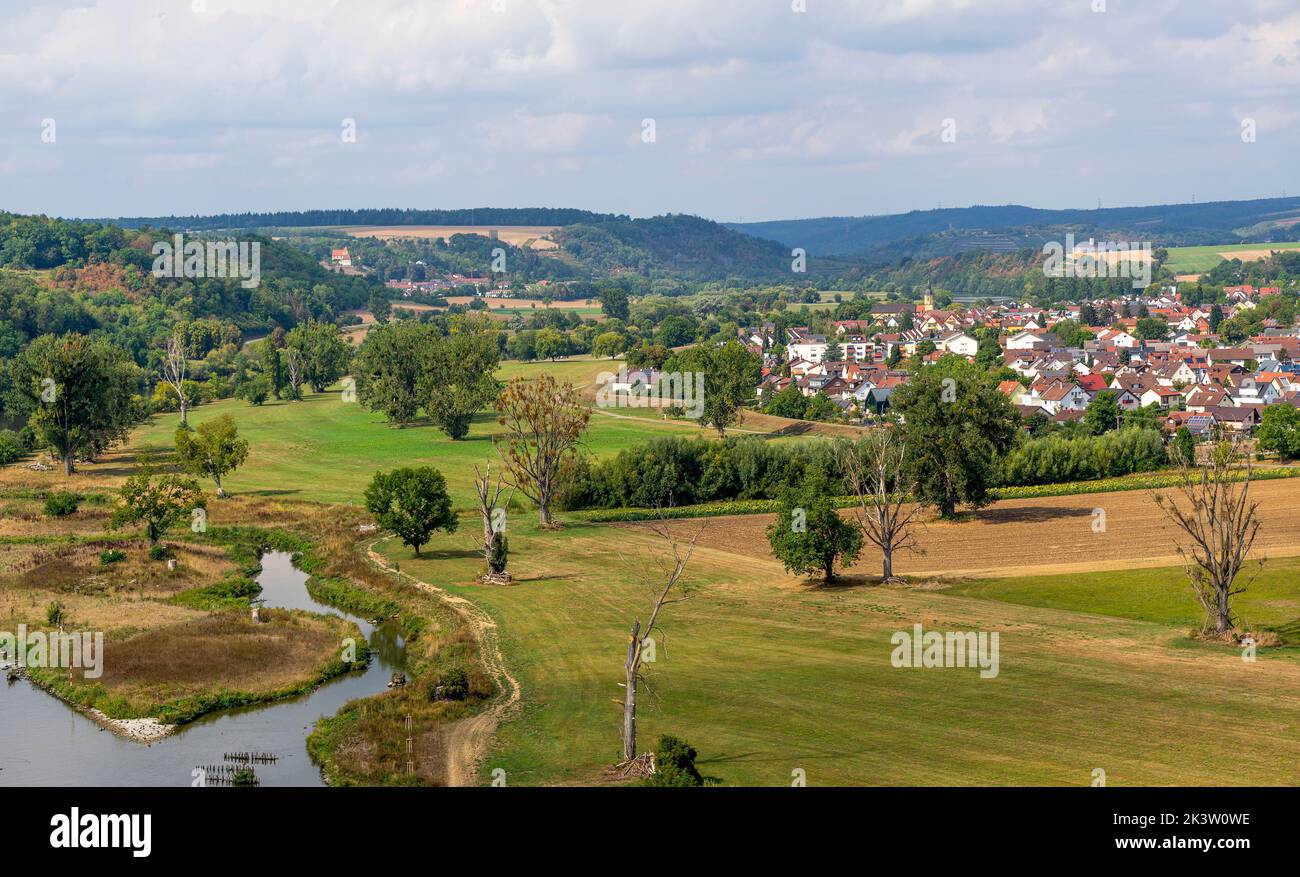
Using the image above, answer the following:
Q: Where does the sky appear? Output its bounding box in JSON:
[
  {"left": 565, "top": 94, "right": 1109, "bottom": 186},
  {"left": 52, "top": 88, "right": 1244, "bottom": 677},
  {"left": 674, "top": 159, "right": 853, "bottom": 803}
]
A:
[{"left": 1, "top": 0, "right": 1298, "bottom": 222}]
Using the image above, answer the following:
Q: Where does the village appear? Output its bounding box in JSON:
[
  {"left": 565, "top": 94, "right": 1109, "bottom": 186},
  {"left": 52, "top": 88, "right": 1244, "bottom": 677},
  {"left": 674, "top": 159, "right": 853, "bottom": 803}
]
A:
[{"left": 747, "top": 284, "right": 1297, "bottom": 437}]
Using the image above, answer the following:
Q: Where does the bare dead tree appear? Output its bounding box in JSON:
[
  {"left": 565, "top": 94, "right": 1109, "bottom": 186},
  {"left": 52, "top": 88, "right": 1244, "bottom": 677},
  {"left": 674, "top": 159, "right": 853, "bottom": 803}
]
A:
[
  {"left": 840, "top": 430, "right": 925, "bottom": 582},
  {"left": 284, "top": 347, "right": 304, "bottom": 400},
  {"left": 617, "top": 517, "right": 703, "bottom": 769},
  {"left": 163, "top": 329, "right": 189, "bottom": 427},
  {"left": 1153, "top": 440, "right": 1262, "bottom": 635},
  {"left": 474, "top": 462, "right": 516, "bottom": 583}
]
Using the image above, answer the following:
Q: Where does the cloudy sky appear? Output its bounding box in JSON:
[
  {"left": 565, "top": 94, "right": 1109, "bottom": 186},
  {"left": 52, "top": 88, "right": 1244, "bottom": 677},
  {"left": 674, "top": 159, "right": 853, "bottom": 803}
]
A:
[{"left": 1, "top": 0, "right": 1297, "bottom": 221}]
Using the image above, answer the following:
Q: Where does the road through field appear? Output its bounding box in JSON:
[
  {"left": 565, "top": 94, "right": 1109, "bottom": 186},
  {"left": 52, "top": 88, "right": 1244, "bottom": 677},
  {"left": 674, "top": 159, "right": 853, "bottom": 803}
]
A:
[{"left": 623, "top": 478, "right": 1300, "bottom": 580}]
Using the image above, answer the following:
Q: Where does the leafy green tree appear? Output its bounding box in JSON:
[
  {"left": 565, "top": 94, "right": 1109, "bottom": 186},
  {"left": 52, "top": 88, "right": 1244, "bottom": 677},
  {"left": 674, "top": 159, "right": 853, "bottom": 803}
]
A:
[
  {"left": 418, "top": 319, "right": 502, "bottom": 440},
  {"left": 368, "top": 289, "right": 392, "bottom": 325},
  {"left": 1134, "top": 316, "right": 1168, "bottom": 341},
  {"left": 1174, "top": 426, "right": 1195, "bottom": 466},
  {"left": 352, "top": 321, "right": 428, "bottom": 426},
  {"left": 1084, "top": 390, "right": 1121, "bottom": 436},
  {"left": 1257, "top": 404, "right": 1300, "bottom": 460},
  {"left": 364, "top": 467, "right": 458, "bottom": 557},
  {"left": 891, "top": 355, "right": 1019, "bottom": 518},
  {"left": 174, "top": 414, "right": 249, "bottom": 498},
  {"left": 597, "top": 286, "right": 630, "bottom": 321},
  {"left": 110, "top": 463, "right": 207, "bottom": 545},
  {"left": 802, "top": 392, "right": 839, "bottom": 421},
  {"left": 534, "top": 327, "right": 571, "bottom": 361},
  {"left": 236, "top": 374, "right": 272, "bottom": 406},
  {"left": 592, "top": 331, "right": 626, "bottom": 359},
  {"left": 626, "top": 343, "right": 670, "bottom": 370},
  {"left": 766, "top": 472, "right": 863, "bottom": 582},
  {"left": 286, "top": 321, "right": 351, "bottom": 392},
  {"left": 5, "top": 333, "right": 140, "bottom": 476},
  {"left": 670, "top": 341, "right": 761, "bottom": 437},
  {"left": 0, "top": 430, "right": 23, "bottom": 466},
  {"left": 763, "top": 383, "right": 807, "bottom": 419}
]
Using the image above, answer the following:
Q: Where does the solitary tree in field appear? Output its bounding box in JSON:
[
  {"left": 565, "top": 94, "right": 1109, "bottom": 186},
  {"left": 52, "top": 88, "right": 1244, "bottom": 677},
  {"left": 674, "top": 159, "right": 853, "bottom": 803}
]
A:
[
  {"left": 1153, "top": 441, "right": 1261, "bottom": 635},
  {"left": 840, "top": 431, "right": 924, "bottom": 582},
  {"left": 618, "top": 517, "right": 703, "bottom": 767},
  {"left": 668, "top": 341, "right": 761, "bottom": 436},
  {"left": 163, "top": 329, "right": 191, "bottom": 427},
  {"left": 364, "top": 467, "right": 458, "bottom": 557},
  {"left": 493, "top": 373, "right": 590, "bottom": 527},
  {"left": 110, "top": 462, "right": 207, "bottom": 545},
  {"left": 891, "top": 355, "right": 1019, "bottom": 519},
  {"left": 766, "top": 472, "right": 863, "bottom": 583},
  {"left": 174, "top": 414, "right": 249, "bottom": 498}
]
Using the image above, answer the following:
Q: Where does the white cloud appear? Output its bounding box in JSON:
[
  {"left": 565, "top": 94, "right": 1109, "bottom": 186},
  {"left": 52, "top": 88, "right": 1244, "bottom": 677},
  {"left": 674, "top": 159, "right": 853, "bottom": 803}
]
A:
[{"left": 0, "top": 0, "right": 1295, "bottom": 219}]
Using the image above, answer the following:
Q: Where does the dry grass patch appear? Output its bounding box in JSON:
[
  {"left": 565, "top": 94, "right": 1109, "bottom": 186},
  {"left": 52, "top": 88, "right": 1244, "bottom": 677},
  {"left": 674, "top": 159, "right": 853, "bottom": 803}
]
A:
[{"left": 98, "top": 610, "right": 351, "bottom": 696}]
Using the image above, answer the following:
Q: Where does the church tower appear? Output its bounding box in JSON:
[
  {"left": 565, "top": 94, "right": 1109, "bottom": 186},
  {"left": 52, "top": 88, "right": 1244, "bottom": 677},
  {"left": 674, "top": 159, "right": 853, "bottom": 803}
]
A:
[{"left": 922, "top": 283, "right": 935, "bottom": 313}]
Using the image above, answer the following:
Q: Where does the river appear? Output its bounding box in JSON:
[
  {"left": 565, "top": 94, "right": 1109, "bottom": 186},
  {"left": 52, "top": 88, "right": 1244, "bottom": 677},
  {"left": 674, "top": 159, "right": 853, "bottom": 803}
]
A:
[{"left": 0, "top": 551, "right": 406, "bottom": 786}]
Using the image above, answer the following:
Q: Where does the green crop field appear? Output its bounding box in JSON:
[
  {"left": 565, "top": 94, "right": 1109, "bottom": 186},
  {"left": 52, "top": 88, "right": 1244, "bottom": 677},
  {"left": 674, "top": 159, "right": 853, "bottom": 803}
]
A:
[{"left": 1165, "top": 241, "right": 1300, "bottom": 274}]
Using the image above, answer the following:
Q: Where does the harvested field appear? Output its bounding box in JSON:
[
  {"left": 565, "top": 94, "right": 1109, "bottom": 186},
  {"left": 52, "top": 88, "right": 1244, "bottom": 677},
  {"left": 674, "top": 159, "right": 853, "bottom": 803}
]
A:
[
  {"left": 621, "top": 478, "right": 1300, "bottom": 579},
  {"left": 341, "top": 225, "right": 558, "bottom": 249}
]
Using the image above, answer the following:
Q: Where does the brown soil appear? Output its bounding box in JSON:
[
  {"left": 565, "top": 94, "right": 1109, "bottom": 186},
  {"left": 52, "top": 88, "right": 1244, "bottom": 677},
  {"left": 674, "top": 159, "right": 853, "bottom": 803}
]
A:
[{"left": 620, "top": 478, "right": 1300, "bottom": 579}]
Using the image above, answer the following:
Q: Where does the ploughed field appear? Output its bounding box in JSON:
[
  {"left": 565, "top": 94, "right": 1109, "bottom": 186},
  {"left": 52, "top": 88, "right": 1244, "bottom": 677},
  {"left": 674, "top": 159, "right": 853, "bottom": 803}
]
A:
[{"left": 627, "top": 478, "right": 1300, "bottom": 579}]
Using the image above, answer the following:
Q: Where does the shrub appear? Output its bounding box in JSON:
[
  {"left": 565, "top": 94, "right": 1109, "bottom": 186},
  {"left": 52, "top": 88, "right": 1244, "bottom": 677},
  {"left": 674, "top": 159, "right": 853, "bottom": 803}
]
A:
[
  {"left": 43, "top": 491, "right": 81, "bottom": 517},
  {"left": 149, "top": 544, "right": 173, "bottom": 561},
  {"left": 99, "top": 549, "right": 126, "bottom": 565},
  {"left": 645, "top": 735, "right": 704, "bottom": 787},
  {"left": 0, "top": 430, "right": 23, "bottom": 466},
  {"left": 46, "top": 601, "right": 66, "bottom": 626},
  {"left": 487, "top": 532, "right": 508, "bottom": 574},
  {"left": 999, "top": 428, "right": 1167, "bottom": 486},
  {"left": 435, "top": 667, "right": 470, "bottom": 701}
]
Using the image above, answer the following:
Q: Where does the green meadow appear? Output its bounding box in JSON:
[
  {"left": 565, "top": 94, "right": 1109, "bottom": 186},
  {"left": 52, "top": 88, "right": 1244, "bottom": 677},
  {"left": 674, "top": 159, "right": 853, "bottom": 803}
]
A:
[
  {"left": 1165, "top": 241, "right": 1300, "bottom": 274},
  {"left": 131, "top": 389, "right": 718, "bottom": 507},
  {"left": 381, "top": 522, "right": 1300, "bottom": 787}
]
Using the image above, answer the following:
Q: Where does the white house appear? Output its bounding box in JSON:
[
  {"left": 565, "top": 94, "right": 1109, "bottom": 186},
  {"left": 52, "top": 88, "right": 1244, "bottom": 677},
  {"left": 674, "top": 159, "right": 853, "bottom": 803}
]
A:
[{"left": 938, "top": 332, "right": 978, "bottom": 358}]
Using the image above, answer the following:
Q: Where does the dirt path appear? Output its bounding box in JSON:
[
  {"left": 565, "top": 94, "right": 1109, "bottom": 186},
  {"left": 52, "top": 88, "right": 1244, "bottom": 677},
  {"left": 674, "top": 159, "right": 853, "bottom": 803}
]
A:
[{"left": 365, "top": 539, "right": 520, "bottom": 787}]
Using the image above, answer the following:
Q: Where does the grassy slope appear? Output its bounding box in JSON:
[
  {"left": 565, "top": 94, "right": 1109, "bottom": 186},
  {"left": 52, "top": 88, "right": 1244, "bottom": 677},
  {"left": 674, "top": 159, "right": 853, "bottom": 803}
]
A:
[{"left": 380, "top": 521, "right": 1300, "bottom": 787}]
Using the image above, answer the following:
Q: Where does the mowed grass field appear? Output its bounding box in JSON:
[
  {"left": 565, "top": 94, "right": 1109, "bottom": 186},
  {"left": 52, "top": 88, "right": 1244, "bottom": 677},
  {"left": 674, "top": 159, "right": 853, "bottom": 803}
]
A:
[
  {"left": 129, "top": 357, "right": 733, "bottom": 507},
  {"left": 380, "top": 518, "right": 1300, "bottom": 787},
  {"left": 1164, "top": 241, "right": 1300, "bottom": 274}
]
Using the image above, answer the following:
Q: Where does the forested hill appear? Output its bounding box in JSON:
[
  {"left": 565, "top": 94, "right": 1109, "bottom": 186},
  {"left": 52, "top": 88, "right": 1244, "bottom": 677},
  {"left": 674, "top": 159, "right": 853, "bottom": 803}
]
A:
[
  {"left": 0, "top": 212, "right": 375, "bottom": 364},
  {"left": 95, "top": 209, "right": 797, "bottom": 281},
  {"left": 554, "top": 214, "right": 791, "bottom": 280},
  {"left": 728, "top": 196, "right": 1300, "bottom": 257},
  {"left": 103, "top": 207, "right": 617, "bottom": 232}
]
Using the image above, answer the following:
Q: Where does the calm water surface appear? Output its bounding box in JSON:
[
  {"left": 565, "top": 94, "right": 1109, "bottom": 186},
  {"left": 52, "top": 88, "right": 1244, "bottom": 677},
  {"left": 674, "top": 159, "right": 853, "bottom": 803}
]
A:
[{"left": 0, "top": 551, "right": 405, "bottom": 786}]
